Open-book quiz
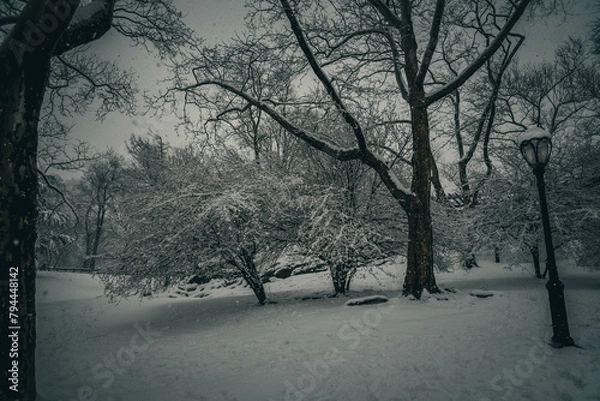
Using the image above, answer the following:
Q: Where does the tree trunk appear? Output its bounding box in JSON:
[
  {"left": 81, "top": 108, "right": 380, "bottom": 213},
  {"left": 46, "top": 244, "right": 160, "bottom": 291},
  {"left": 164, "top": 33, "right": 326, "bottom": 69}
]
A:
[
  {"left": 530, "top": 244, "right": 542, "bottom": 278},
  {"left": 84, "top": 206, "right": 105, "bottom": 271},
  {"left": 402, "top": 91, "right": 440, "bottom": 298},
  {"left": 345, "top": 266, "right": 357, "bottom": 293},
  {"left": 495, "top": 247, "right": 501, "bottom": 263},
  {"left": 90, "top": 207, "right": 106, "bottom": 270},
  {"left": 403, "top": 198, "right": 440, "bottom": 298},
  {"left": 0, "top": 74, "right": 39, "bottom": 400},
  {"left": 330, "top": 263, "right": 352, "bottom": 296},
  {"left": 243, "top": 259, "right": 267, "bottom": 305},
  {"left": 1, "top": 34, "right": 44, "bottom": 401},
  {"left": 223, "top": 247, "right": 267, "bottom": 305},
  {"left": 1, "top": 3, "right": 81, "bottom": 398}
]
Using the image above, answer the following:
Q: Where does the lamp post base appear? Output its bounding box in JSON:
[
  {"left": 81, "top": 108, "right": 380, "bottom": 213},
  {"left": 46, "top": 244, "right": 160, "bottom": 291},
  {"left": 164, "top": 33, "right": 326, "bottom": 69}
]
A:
[{"left": 546, "top": 280, "right": 575, "bottom": 348}]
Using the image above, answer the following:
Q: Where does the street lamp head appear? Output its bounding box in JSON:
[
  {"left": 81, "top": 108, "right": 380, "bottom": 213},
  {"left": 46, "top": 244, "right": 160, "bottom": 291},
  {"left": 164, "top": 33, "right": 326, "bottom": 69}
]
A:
[{"left": 518, "top": 126, "right": 552, "bottom": 170}]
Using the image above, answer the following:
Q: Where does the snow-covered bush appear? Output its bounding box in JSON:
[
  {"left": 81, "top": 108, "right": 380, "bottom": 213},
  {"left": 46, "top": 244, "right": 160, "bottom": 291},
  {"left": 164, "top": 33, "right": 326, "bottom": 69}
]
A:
[
  {"left": 297, "top": 187, "right": 401, "bottom": 295},
  {"left": 36, "top": 174, "right": 79, "bottom": 269},
  {"left": 102, "top": 148, "right": 307, "bottom": 304}
]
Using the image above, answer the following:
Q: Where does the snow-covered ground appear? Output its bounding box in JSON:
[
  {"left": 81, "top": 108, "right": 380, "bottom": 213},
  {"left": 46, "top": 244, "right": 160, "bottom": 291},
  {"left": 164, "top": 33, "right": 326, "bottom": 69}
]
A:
[{"left": 36, "top": 260, "right": 600, "bottom": 401}]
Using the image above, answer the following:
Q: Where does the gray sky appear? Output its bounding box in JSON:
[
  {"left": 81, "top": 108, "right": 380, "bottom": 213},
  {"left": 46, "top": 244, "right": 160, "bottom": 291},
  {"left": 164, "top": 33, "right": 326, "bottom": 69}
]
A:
[
  {"left": 62, "top": 0, "right": 598, "bottom": 168},
  {"left": 63, "top": 0, "right": 247, "bottom": 161}
]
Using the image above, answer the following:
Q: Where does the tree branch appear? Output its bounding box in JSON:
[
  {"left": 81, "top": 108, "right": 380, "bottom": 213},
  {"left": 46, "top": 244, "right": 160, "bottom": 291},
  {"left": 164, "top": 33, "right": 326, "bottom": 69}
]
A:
[
  {"left": 180, "top": 81, "right": 362, "bottom": 162},
  {"left": 279, "top": 0, "right": 368, "bottom": 154},
  {"left": 174, "top": 80, "right": 414, "bottom": 206},
  {"left": 415, "top": 0, "right": 445, "bottom": 86},
  {"left": 1, "top": 0, "right": 81, "bottom": 65},
  {"left": 384, "top": 27, "right": 409, "bottom": 101},
  {"left": 426, "top": 0, "right": 530, "bottom": 105},
  {"left": 37, "top": 168, "right": 80, "bottom": 233}
]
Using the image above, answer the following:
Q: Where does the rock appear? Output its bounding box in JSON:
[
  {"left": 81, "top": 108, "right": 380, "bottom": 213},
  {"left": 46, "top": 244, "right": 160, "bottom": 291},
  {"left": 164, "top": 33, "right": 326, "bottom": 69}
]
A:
[
  {"left": 182, "top": 283, "right": 198, "bottom": 292},
  {"left": 187, "top": 274, "right": 212, "bottom": 285},
  {"left": 274, "top": 267, "right": 294, "bottom": 279},
  {"left": 470, "top": 289, "right": 494, "bottom": 298},
  {"left": 345, "top": 295, "right": 389, "bottom": 306}
]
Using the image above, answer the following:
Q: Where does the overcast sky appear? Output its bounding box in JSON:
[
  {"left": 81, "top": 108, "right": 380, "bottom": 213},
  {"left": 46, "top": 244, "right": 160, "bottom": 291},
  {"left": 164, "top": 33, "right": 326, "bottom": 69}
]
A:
[{"left": 61, "top": 0, "right": 598, "bottom": 171}]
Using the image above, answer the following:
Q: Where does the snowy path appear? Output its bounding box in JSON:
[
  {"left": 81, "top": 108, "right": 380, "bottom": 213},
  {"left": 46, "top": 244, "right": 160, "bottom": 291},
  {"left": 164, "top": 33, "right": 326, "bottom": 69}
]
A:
[{"left": 36, "top": 261, "right": 600, "bottom": 401}]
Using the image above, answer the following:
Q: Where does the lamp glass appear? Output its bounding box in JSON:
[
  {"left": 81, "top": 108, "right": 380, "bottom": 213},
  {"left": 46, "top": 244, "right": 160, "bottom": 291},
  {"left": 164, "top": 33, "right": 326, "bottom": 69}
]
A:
[
  {"left": 521, "top": 141, "right": 538, "bottom": 168},
  {"left": 537, "top": 138, "right": 552, "bottom": 165}
]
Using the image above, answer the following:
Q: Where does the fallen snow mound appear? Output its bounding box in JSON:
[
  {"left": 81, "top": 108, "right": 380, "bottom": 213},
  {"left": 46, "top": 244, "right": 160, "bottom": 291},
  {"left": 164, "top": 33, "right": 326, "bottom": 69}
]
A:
[{"left": 345, "top": 294, "right": 389, "bottom": 306}]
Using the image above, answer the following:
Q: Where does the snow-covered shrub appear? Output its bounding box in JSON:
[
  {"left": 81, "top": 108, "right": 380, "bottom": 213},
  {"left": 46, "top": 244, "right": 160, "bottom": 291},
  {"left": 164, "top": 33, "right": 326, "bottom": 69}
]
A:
[
  {"left": 297, "top": 187, "right": 400, "bottom": 295},
  {"left": 103, "top": 149, "right": 308, "bottom": 304},
  {"left": 36, "top": 174, "right": 79, "bottom": 269}
]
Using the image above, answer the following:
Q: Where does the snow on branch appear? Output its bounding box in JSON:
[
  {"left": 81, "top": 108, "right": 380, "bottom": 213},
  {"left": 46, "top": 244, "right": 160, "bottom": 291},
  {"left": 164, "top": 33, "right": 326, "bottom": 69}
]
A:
[
  {"left": 69, "top": 0, "right": 108, "bottom": 27},
  {"left": 363, "top": 151, "right": 413, "bottom": 207},
  {"left": 54, "top": 0, "right": 117, "bottom": 56}
]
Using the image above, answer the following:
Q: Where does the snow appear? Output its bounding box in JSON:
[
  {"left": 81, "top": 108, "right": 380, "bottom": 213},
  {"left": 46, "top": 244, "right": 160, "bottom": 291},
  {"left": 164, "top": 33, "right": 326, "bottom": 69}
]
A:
[
  {"left": 36, "top": 261, "right": 600, "bottom": 401},
  {"left": 372, "top": 152, "right": 414, "bottom": 197},
  {"left": 518, "top": 126, "right": 552, "bottom": 145},
  {"left": 69, "top": 1, "right": 107, "bottom": 28}
]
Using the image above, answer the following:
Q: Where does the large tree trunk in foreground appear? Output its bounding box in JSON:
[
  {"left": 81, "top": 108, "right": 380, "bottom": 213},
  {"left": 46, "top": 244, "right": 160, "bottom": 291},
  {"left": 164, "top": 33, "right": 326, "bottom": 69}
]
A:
[
  {"left": 1, "top": 2, "right": 81, "bottom": 399},
  {"left": 0, "top": 62, "right": 41, "bottom": 399}
]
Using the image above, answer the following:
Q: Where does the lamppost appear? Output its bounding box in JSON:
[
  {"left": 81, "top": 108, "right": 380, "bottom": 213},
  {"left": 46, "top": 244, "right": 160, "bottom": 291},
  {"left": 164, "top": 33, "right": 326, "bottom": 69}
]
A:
[{"left": 518, "top": 126, "right": 575, "bottom": 348}]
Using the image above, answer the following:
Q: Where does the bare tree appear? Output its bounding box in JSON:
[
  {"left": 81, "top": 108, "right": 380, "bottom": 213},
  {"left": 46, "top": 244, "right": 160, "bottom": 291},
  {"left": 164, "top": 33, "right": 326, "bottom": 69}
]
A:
[
  {"left": 449, "top": 38, "right": 600, "bottom": 275},
  {"left": 78, "top": 152, "right": 123, "bottom": 271},
  {"left": 164, "top": 0, "right": 536, "bottom": 298},
  {"left": 441, "top": 31, "right": 524, "bottom": 204}
]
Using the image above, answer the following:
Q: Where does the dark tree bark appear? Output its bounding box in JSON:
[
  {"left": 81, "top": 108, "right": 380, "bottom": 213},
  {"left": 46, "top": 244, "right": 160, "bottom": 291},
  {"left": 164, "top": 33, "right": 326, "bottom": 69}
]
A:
[
  {"left": 392, "top": 0, "right": 441, "bottom": 297},
  {"left": 223, "top": 247, "right": 267, "bottom": 305},
  {"left": 404, "top": 194, "right": 439, "bottom": 297},
  {"left": 83, "top": 204, "right": 106, "bottom": 271},
  {"left": 330, "top": 265, "right": 348, "bottom": 296},
  {"left": 329, "top": 264, "right": 356, "bottom": 296},
  {"left": 0, "top": 2, "right": 81, "bottom": 399},
  {"left": 401, "top": 97, "right": 439, "bottom": 296},
  {"left": 345, "top": 266, "right": 357, "bottom": 293},
  {"left": 530, "top": 244, "right": 542, "bottom": 279}
]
